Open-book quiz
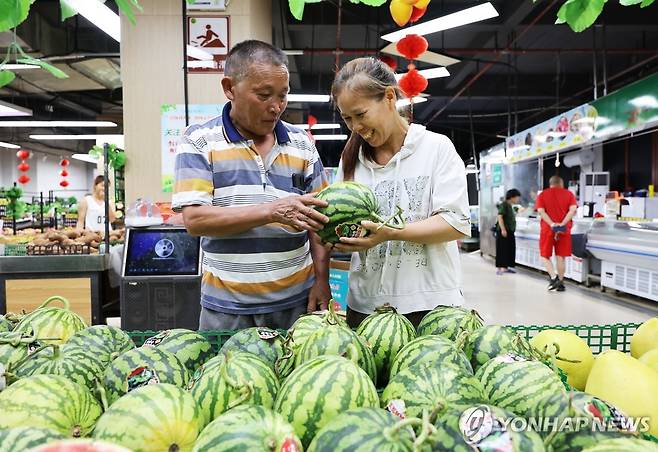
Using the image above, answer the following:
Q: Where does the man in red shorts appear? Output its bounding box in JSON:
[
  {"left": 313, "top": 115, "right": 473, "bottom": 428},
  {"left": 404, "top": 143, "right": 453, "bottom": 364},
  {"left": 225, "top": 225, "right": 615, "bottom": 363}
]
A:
[{"left": 536, "top": 175, "right": 578, "bottom": 292}]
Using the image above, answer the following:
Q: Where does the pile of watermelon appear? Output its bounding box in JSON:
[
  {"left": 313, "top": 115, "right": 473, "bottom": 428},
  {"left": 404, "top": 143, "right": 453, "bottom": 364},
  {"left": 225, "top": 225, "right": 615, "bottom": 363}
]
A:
[{"left": 1, "top": 296, "right": 658, "bottom": 452}]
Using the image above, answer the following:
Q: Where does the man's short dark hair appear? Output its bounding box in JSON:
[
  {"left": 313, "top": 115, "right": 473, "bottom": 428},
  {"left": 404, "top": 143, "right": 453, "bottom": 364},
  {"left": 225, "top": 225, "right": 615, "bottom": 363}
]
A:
[
  {"left": 549, "top": 175, "right": 564, "bottom": 187},
  {"left": 224, "top": 40, "right": 288, "bottom": 82}
]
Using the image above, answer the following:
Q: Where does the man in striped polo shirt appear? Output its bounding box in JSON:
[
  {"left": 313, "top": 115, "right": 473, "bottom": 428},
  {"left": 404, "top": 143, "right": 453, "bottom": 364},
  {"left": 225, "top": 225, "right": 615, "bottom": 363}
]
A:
[{"left": 172, "top": 40, "right": 332, "bottom": 330}]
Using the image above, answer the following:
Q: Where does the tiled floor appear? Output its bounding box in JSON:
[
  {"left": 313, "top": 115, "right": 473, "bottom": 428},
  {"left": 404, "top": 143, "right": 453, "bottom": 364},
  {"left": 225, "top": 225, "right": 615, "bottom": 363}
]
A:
[{"left": 460, "top": 252, "right": 657, "bottom": 326}]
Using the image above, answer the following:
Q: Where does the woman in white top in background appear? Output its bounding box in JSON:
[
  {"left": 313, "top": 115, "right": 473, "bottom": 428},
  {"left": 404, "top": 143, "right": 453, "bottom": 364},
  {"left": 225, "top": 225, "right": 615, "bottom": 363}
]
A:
[
  {"left": 330, "top": 57, "right": 471, "bottom": 329},
  {"left": 76, "top": 175, "right": 116, "bottom": 231}
]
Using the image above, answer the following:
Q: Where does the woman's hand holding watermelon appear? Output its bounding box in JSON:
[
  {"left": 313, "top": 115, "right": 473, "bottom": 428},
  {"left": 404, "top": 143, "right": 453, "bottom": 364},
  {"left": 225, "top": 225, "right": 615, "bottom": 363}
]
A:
[{"left": 331, "top": 220, "right": 394, "bottom": 252}]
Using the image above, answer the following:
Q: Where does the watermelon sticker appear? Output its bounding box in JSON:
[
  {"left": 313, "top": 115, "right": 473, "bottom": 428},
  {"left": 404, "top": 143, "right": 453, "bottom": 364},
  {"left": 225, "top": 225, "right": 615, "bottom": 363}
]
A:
[
  {"left": 493, "top": 353, "right": 527, "bottom": 364},
  {"left": 459, "top": 406, "right": 514, "bottom": 451},
  {"left": 578, "top": 396, "right": 635, "bottom": 432},
  {"left": 387, "top": 399, "right": 406, "bottom": 419},
  {"left": 126, "top": 366, "right": 160, "bottom": 392},
  {"left": 280, "top": 435, "right": 300, "bottom": 452},
  {"left": 187, "top": 365, "right": 205, "bottom": 390},
  {"left": 257, "top": 328, "right": 279, "bottom": 340},
  {"left": 336, "top": 222, "right": 367, "bottom": 239},
  {"left": 143, "top": 330, "right": 170, "bottom": 347},
  {"left": 27, "top": 341, "right": 42, "bottom": 355}
]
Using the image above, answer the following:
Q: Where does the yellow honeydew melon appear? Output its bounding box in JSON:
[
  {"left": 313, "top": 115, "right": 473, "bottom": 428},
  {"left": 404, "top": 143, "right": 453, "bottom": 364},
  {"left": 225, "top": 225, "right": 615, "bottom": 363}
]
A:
[
  {"left": 529, "top": 329, "right": 594, "bottom": 390},
  {"left": 585, "top": 349, "right": 658, "bottom": 436},
  {"left": 639, "top": 348, "right": 658, "bottom": 374},
  {"left": 630, "top": 317, "right": 658, "bottom": 358}
]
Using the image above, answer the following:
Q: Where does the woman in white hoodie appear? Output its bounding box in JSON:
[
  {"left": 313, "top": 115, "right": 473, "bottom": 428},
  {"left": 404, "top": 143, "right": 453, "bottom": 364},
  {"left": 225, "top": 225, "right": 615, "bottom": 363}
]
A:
[{"left": 330, "top": 57, "right": 471, "bottom": 328}]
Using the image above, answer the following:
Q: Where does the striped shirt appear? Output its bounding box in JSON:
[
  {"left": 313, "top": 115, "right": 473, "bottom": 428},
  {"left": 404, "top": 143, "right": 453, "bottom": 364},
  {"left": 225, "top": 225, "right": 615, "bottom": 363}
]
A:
[{"left": 172, "top": 103, "right": 328, "bottom": 315}]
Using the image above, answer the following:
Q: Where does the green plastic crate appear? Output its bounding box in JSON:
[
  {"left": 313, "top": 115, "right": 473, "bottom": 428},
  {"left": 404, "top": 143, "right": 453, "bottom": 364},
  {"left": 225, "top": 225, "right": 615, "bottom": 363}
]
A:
[{"left": 126, "top": 323, "right": 641, "bottom": 354}]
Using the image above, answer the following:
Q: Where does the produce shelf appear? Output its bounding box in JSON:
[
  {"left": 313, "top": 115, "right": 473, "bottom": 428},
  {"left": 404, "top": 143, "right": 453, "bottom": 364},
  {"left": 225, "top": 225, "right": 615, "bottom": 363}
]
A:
[{"left": 126, "top": 322, "right": 641, "bottom": 354}]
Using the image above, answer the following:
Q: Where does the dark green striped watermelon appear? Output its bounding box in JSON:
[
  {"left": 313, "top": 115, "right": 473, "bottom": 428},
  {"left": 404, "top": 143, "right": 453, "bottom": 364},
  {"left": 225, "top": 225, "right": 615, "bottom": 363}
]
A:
[
  {"left": 192, "top": 405, "right": 302, "bottom": 452},
  {"left": 389, "top": 335, "right": 472, "bottom": 380},
  {"left": 0, "top": 315, "right": 12, "bottom": 333},
  {"left": 382, "top": 362, "right": 485, "bottom": 419},
  {"left": 188, "top": 351, "right": 279, "bottom": 426},
  {"left": 142, "top": 328, "right": 213, "bottom": 372},
  {"left": 12, "top": 344, "right": 105, "bottom": 392},
  {"left": 93, "top": 383, "right": 203, "bottom": 451},
  {"left": 416, "top": 306, "right": 484, "bottom": 341},
  {"left": 103, "top": 347, "right": 189, "bottom": 405},
  {"left": 308, "top": 407, "right": 418, "bottom": 452},
  {"left": 582, "top": 437, "right": 658, "bottom": 451},
  {"left": 464, "top": 325, "right": 530, "bottom": 372},
  {"left": 297, "top": 317, "right": 377, "bottom": 384},
  {"left": 0, "top": 427, "right": 65, "bottom": 451},
  {"left": 314, "top": 181, "right": 405, "bottom": 244},
  {"left": 356, "top": 304, "right": 416, "bottom": 385},
  {"left": 430, "top": 404, "right": 545, "bottom": 451},
  {"left": 13, "top": 296, "right": 86, "bottom": 345},
  {"left": 546, "top": 391, "right": 642, "bottom": 452},
  {"left": 0, "top": 374, "right": 102, "bottom": 437},
  {"left": 275, "top": 354, "right": 379, "bottom": 448},
  {"left": 220, "top": 327, "right": 293, "bottom": 378},
  {"left": 65, "top": 325, "right": 135, "bottom": 368},
  {"left": 476, "top": 353, "right": 568, "bottom": 423},
  {"left": 290, "top": 309, "right": 347, "bottom": 355}
]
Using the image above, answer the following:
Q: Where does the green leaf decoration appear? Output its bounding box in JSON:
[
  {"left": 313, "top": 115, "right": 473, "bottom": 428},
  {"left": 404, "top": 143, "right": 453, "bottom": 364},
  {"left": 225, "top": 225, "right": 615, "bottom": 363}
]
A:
[
  {"left": 641, "top": 0, "right": 655, "bottom": 6},
  {"left": 619, "top": 0, "right": 643, "bottom": 4},
  {"left": 17, "top": 57, "right": 68, "bottom": 79},
  {"left": 0, "top": 0, "right": 34, "bottom": 33},
  {"left": 59, "top": 0, "right": 77, "bottom": 21},
  {"left": 114, "top": 0, "right": 143, "bottom": 25},
  {"left": 351, "top": 0, "right": 387, "bottom": 5},
  {"left": 0, "top": 70, "right": 16, "bottom": 87},
  {"left": 557, "top": 0, "right": 607, "bottom": 33},
  {"left": 555, "top": 17, "right": 567, "bottom": 24},
  {"left": 289, "top": 0, "right": 306, "bottom": 20}
]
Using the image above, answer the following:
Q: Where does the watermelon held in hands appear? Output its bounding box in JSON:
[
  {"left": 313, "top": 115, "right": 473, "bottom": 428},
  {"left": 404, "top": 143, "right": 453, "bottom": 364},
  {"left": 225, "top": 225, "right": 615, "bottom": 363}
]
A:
[
  {"left": 142, "top": 328, "right": 213, "bottom": 372},
  {"left": 416, "top": 305, "right": 484, "bottom": 341},
  {"left": 192, "top": 405, "right": 302, "bottom": 452},
  {"left": 93, "top": 383, "right": 203, "bottom": 452},
  {"left": 274, "top": 354, "right": 379, "bottom": 448},
  {"left": 355, "top": 303, "right": 416, "bottom": 386},
  {"left": 13, "top": 296, "right": 86, "bottom": 345},
  {"left": 103, "top": 347, "right": 190, "bottom": 405},
  {"left": 0, "top": 427, "right": 65, "bottom": 451},
  {"left": 307, "top": 407, "right": 420, "bottom": 452},
  {"left": 187, "top": 351, "right": 279, "bottom": 426},
  {"left": 313, "top": 181, "right": 405, "bottom": 244},
  {"left": 65, "top": 325, "right": 135, "bottom": 368},
  {"left": 0, "top": 374, "right": 102, "bottom": 437}
]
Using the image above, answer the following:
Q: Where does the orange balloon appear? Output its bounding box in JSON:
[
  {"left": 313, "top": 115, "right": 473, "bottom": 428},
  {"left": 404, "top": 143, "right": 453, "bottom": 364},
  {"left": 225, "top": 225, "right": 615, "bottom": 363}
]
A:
[
  {"left": 390, "top": 0, "right": 413, "bottom": 27},
  {"left": 414, "top": 0, "right": 431, "bottom": 8}
]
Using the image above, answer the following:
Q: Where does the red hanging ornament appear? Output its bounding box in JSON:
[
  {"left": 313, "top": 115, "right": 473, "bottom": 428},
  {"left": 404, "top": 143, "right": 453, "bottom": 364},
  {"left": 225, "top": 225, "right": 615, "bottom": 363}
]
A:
[
  {"left": 17, "top": 174, "right": 30, "bottom": 184},
  {"left": 396, "top": 34, "right": 429, "bottom": 61},
  {"left": 307, "top": 114, "right": 318, "bottom": 129},
  {"left": 17, "top": 161, "right": 30, "bottom": 172},
  {"left": 59, "top": 180, "right": 69, "bottom": 188},
  {"left": 16, "top": 150, "right": 29, "bottom": 160},
  {"left": 379, "top": 55, "right": 398, "bottom": 72},
  {"left": 409, "top": 6, "right": 427, "bottom": 23},
  {"left": 60, "top": 169, "right": 69, "bottom": 177},
  {"left": 60, "top": 158, "right": 70, "bottom": 167},
  {"left": 398, "top": 66, "right": 428, "bottom": 99}
]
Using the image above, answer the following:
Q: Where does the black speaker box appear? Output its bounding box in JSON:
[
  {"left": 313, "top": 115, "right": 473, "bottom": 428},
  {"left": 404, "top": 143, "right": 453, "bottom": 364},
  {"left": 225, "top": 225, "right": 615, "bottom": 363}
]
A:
[{"left": 120, "top": 277, "right": 201, "bottom": 330}]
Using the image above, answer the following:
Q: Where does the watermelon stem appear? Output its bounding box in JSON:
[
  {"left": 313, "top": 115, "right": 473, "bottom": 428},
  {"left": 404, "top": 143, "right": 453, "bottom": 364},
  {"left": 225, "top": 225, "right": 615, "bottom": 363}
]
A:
[
  {"left": 372, "top": 206, "right": 406, "bottom": 231},
  {"left": 383, "top": 417, "right": 423, "bottom": 443},
  {"left": 414, "top": 410, "right": 437, "bottom": 450},
  {"left": 375, "top": 303, "right": 397, "bottom": 314},
  {"left": 325, "top": 298, "right": 341, "bottom": 326},
  {"left": 220, "top": 355, "right": 254, "bottom": 408},
  {"left": 7, "top": 342, "right": 54, "bottom": 374},
  {"left": 274, "top": 334, "right": 295, "bottom": 378},
  {"left": 454, "top": 330, "right": 469, "bottom": 351},
  {"left": 38, "top": 295, "right": 71, "bottom": 311}
]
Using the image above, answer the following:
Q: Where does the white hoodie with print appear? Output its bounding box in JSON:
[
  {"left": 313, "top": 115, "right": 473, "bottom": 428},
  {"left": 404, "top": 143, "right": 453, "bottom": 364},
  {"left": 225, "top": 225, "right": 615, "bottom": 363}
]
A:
[{"left": 336, "top": 123, "right": 471, "bottom": 315}]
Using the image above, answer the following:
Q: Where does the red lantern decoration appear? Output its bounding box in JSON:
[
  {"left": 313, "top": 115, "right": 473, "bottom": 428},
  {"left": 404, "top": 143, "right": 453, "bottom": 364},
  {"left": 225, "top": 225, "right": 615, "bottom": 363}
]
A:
[
  {"left": 396, "top": 34, "right": 429, "bottom": 61},
  {"left": 17, "top": 162, "right": 30, "bottom": 172},
  {"left": 398, "top": 66, "right": 428, "bottom": 99},
  {"left": 59, "top": 180, "right": 69, "bottom": 188},
  {"left": 60, "top": 169, "right": 69, "bottom": 177},
  {"left": 379, "top": 55, "right": 398, "bottom": 72},
  {"left": 16, "top": 150, "right": 29, "bottom": 160},
  {"left": 409, "top": 6, "right": 427, "bottom": 23},
  {"left": 17, "top": 174, "right": 30, "bottom": 184},
  {"left": 60, "top": 159, "right": 70, "bottom": 167}
]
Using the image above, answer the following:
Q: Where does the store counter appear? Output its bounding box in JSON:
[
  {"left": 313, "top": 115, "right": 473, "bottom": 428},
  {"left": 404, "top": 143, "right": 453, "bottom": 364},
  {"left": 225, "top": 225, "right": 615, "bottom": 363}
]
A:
[
  {"left": 586, "top": 220, "right": 658, "bottom": 301},
  {"left": 0, "top": 253, "right": 109, "bottom": 324}
]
